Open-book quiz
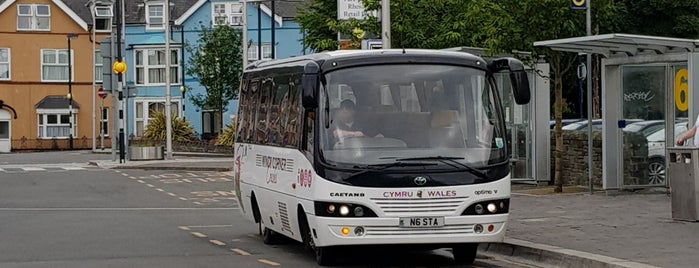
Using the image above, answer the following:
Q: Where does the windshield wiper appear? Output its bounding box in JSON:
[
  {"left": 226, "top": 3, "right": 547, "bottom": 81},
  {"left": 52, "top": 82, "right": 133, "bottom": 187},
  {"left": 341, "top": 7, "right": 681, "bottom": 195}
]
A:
[
  {"left": 395, "top": 156, "right": 488, "bottom": 179},
  {"left": 344, "top": 162, "right": 437, "bottom": 181}
]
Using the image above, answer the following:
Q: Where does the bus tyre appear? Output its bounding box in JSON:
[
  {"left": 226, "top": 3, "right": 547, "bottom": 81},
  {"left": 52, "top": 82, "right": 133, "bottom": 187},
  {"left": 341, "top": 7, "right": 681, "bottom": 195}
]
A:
[
  {"left": 261, "top": 224, "right": 278, "bottom": 245},
  {"left": 452, "top": 243, "right": 478, "bottom": 264},
  {"left": 315, "top": 246, "right": 335, "bottom": 266}
]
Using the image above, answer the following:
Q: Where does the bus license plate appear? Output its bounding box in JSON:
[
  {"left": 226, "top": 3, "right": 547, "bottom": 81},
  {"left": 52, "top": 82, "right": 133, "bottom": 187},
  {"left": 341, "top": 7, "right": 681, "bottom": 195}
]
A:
[{"left": 399, "top": 217, "right": 444, "bottom": 228}]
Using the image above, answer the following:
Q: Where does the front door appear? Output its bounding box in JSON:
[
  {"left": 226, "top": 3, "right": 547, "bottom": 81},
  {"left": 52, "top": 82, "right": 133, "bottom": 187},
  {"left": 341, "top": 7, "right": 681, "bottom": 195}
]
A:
[{"left": 0, "top": 109, "right": 10, "bottom": 152}]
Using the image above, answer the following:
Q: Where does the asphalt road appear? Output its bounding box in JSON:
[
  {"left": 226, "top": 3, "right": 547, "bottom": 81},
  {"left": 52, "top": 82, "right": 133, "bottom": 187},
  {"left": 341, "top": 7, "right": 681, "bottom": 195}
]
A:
[{"left": 0, "top": 161, "right": 536, "bottom": 267}]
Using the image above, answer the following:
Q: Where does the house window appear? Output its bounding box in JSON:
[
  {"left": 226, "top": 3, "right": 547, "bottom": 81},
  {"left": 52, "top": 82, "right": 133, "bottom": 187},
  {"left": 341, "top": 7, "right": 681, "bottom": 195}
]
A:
[
  {"left": 0, "top": 48, "right": 9, "bottom": 80},
  {"left": 247, "top": 45, "right": 258, "bottom": 61},
  {"left": 262, "top": 45, "right": 272, "bottom": 59},
  {"left": 95, "top": 51, "right": 103, "bottom": 83},
  {"left": 134, "top": 99, "right": 180, "bottom": 137},
  {"left": 146, "top": 3, "right": 164, "bottom": 30},
  {"left": 134, "top": 48, "right": 180, "bottom": 85},
  {"left": 247, "top": 44, "right": 273, "bottom": 61},
  {"left": 94, "top": 6, "right": 113, "bottom": 32},
  {"left": 17, "top": 4, "right": 50, "bottom": 31},
  {"left": 37, "top": 112, "right": 75, "bottom": 139},
  {"left": 41, "top": 49, "right": 71, "bottom": 82},
  {"left": 212, "top": 2, "right": 243, "bottom": 26},
  {"left": 100, "top": 107, "right": 109, "bottom": 137}
]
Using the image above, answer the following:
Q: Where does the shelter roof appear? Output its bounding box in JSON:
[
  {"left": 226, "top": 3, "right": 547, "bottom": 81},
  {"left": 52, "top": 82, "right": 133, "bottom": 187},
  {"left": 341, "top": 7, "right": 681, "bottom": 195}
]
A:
[{"left": 533, "top": 33, "right": 699, "bottom": 58}]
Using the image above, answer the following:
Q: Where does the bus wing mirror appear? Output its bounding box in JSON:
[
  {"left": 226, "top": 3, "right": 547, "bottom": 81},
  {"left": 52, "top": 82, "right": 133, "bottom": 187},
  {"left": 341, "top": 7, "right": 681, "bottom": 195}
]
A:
[
  {"left": 302, "top": 62, "right": 320, "bottom": 109},
  {"left": 489, "top": 58, "right": 531, "bottom": 105}
]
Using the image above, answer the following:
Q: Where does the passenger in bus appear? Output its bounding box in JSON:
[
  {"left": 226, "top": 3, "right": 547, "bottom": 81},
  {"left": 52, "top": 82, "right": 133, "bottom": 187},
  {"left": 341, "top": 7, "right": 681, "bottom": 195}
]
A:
[{"left": 332, "top": 100, "right": 383, "bottom": 144}]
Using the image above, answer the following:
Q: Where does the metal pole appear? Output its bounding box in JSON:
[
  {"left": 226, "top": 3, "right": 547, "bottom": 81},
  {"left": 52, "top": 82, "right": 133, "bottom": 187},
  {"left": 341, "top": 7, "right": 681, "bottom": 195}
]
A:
[
  {"left": 100, "top": 98, "right": 104, "bottom": 150},
  {"left": 381, "top": 0, "right": 390, "bottom": 49},
  {"left": 110, "top": 32, "right": 117, "bottom": 161},
  {"left": 586, "top": 0, "right": 593, "bottom": 194},
  {"left": 91, "top": 4, "right": 96, "bottom": 151},
  {"left": 271, "top": 0, "right": 275, "bottom": 59},
  {"left": 242, "top": 0, "right": 248, "bottom": 68},
  {"left": 115, "top": 0, "right": 125, "bottom": 163},
  {"left": 257, "top": 3, "right": 262, "bottom": 59},
  {"left": 165, "top": 0, "right": 173, "bottom": 159},
  {"left": 68, "top": 36, "right": 74, "bottom": 150}
]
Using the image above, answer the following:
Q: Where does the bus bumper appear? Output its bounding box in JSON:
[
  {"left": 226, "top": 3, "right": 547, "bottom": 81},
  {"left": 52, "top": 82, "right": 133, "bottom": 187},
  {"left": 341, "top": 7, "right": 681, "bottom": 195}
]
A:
[{"left": 309, "top": 214, "right": 507, "bottom": 247}]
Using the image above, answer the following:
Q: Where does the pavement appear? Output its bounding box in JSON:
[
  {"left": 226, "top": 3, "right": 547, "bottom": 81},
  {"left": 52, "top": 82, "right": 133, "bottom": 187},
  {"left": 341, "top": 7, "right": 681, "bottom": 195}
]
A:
[{"left": 14, "top": 150, "right": 697, "bottom": 268}]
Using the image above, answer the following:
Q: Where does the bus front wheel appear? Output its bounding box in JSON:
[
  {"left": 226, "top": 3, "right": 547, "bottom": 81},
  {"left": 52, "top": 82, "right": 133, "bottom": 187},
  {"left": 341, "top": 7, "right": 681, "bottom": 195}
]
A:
[
  {"left": 315, "top": 246, "right": 336, "bottom": 266},
  {"left": 452, "top": 243, "right": 478, "bottom": 264},
  {"left": 261, "top": 223, "right": 278, "bottom": 245}
]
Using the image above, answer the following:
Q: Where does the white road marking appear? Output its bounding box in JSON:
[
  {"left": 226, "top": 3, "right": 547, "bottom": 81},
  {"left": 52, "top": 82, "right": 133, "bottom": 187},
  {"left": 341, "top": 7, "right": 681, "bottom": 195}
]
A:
[
  {"left": 231, "top": 248, "right": 251, "bottom": 256},
  {"left": 209, "top": 239, "right": 226, "bottom": 246},
  {"left": 258, "top": 259, "right": 280, "bottom": 266},
  {"left": 191, "top": 232, "right": 207, "bottom": 238}
]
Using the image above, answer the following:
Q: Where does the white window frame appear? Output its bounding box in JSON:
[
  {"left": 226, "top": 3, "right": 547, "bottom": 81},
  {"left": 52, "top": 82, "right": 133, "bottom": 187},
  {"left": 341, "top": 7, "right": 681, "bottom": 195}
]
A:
[
  {"left": 93, "top": 6, "right": 113, "bottom": 32},
  {"left": 100, "top": 107, "right": 109, "bottom": 137},
  {"left": 17, "top": 4, "right": 50, "bottom": 31},
  {"left": 95, "top": 51, "right": 103, "bottom": 83},
  {"left": 211, "top": 2, "right": 243, "bottom": 27},
  {"left": 146, "top": 2, "right": 165, "bottom": 30},
  {"left": 133, "top": 99, "right": 181, "bottom": 137},
  {"left": 36, "top": 109, "right": 77, "bottom": 139},
  {"left": 0, "top": 48, "right": 9, "bottom": 81},
  {"left": 41, "top": 49, "right": 73, "bottom": 83},
  {"left": 247, "top": 44, "right": 274, "bottom": 61},
  {"left": 134, "top": 47, "right": 181, "bottom": 86}
]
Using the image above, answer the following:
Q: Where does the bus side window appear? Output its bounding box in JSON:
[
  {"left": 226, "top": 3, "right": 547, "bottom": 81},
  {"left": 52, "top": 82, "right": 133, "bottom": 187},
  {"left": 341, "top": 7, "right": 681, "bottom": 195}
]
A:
[
  {"left": 304, "top": 111, "right": 315, "bottom": 162},
  {"left": 269, "top": 76, "right": 287, "bottom": 146},
  {"left": 246, "top": 81, "right": 260, "bottom": 143},
  {"left": 284, "top": 74, "right": 302, "bottom": 148},
  {"left": 255, "top": 79, "right": 271, "bottom": 143},
  {"left": 236, "top": 80, "right": 249, "bottom": 143}
]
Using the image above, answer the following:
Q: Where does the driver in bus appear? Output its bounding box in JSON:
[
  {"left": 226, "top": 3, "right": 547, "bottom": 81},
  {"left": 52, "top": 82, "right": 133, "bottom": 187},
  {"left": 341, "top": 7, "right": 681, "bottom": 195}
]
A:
[{"left": 332, "top": 99, "right": 383, "bottom": 142}]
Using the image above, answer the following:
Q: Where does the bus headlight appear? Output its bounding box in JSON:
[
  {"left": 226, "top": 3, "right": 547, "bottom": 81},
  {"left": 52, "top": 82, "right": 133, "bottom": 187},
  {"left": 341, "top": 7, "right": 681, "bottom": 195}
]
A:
[
  {"left": 487, "top": 203, "right": 497, "bottom": 213},
  {"left": 462, "top": 199, "right": 509, "bottom": 215},
  {"left": 339, "top": 205, "right": 350, "bottom": 216},
  {"left": 314, "top": 201, "right": 377, "bottom": 217}
]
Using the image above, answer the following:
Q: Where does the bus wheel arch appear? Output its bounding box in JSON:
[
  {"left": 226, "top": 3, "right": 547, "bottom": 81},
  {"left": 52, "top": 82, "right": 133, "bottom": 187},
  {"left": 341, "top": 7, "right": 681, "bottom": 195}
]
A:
[
  {"left": 250, "top": 191, "right": 261, "bottom": 224},
  {"left": 297, "top": 204, "right": 313, "bottom": 252}
]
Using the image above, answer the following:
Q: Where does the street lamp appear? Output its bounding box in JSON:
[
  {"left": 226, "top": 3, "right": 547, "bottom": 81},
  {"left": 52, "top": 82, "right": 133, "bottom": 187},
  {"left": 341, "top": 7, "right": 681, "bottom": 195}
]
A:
[{"left": 67, "top": 33, "right": 78, "bottom": 149}]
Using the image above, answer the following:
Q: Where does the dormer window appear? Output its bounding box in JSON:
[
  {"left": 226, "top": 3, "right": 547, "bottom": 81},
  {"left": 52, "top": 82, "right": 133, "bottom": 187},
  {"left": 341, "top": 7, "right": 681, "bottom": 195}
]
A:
[
  {"left": 93, "top": 6, "right": 113, "bottom": 32},
  {"left": 17, "top": 4, "right": 50, "bottom": 31},
  {"left": 146, "top": 3, "right": 164, "bottom": 30},
  {"left": 212, "top": 2, "right": 243, "bottom": 27}
]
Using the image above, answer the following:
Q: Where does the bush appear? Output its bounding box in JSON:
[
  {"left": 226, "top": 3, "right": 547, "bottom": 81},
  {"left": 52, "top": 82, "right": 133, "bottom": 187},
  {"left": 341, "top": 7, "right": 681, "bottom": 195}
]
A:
[
  {"left": 143, "top": 111, "right": 196, "bottom": 142},
  {"left": 216, "top": 122, "right": 236, "bottom": 146}
]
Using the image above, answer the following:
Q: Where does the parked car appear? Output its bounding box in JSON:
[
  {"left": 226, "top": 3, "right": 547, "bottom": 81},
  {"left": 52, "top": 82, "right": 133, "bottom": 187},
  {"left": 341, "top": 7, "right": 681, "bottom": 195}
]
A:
[
  {"left": 645, "top": 121, "right": 689, "bottom": 185},
  {"left": 549, "top": 119, "right": 584, "bottom": 129},
  {"left": 561, "top": 119, "right": 648, "bottom": 131}
]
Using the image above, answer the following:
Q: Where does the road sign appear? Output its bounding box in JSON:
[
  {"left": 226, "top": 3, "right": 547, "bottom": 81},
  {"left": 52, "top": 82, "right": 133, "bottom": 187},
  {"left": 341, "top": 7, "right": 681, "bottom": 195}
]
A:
[
  {"left": 571, "top": 0, "right": 587, "bottom": 9},
  {"left": 577, "top": 62, "right": 587, "bottom": 79},
  {"left": 97, "top": 87, "right": 107, "bottom": 99}
]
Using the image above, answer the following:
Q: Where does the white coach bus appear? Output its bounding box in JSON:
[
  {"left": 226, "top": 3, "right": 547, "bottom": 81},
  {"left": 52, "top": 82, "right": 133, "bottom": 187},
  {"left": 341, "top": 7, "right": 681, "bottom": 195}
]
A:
[{"left": 233, "top": 49, "right": 530, "bottom": 265}]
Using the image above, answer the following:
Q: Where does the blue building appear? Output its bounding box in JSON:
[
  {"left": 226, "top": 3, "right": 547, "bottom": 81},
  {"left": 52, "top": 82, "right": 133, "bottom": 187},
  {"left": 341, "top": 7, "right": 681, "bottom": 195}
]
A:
[{"left": 121, "top": 0, "right": 307, "bottom": 140}]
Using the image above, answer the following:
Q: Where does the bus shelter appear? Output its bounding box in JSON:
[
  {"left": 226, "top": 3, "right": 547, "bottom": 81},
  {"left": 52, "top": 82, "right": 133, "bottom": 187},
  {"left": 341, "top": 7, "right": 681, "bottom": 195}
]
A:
[{"left": 534, "top": 33, "right": 699, "bottom": 192}]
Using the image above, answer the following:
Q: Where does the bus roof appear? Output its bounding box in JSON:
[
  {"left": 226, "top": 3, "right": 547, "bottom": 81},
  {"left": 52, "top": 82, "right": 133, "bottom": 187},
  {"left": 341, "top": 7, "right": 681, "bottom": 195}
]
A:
[{"left": 244, "top": 49, "right": 488, "bottom": 73}]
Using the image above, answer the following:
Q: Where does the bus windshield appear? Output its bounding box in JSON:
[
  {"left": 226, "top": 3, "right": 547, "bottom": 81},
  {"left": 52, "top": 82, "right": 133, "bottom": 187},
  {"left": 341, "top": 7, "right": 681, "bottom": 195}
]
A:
[{"left": 319, "top": 64, "right": 507, "bottom": 170}]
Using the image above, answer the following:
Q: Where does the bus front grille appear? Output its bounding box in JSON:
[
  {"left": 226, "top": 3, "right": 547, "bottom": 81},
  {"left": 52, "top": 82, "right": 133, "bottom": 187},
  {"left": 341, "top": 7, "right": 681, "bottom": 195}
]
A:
[
  {"left": 370, "top": 197, "right": 469, "bottom": 216},
  {"left": 364, "top": 224, "right": 474, "bottom": 236}
]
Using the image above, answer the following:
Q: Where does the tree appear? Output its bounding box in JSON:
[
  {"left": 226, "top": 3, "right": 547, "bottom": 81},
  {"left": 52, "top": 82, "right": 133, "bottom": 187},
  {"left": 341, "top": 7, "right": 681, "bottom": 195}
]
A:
[
  {"left": 465, "top": 0, "right": 625, "bottom": 192},
  {"left": 186, "top": 25, "right": 243, "bottom": 137},
  {"left": 618, "top": 0, "right": 699, "bottom": 38},
  {"left": 296, "top": 0, "right": 379, "bottom": 52}
]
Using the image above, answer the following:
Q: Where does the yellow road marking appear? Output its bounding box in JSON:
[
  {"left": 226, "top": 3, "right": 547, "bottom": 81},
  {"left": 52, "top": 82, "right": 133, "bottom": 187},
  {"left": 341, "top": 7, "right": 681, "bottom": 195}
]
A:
[
  {"left": 258, "top": 259, "right": 280, "bottom": 266},
  {"left": 179, "top": 197, "right": 188, "bottom": 201},
  {"left": 178, "top": 226, "right": 190, "bottom": 231},
  {"left": 156, "top": 188, "right": 165, "bottom": 192},
  {"left": 167, "top": 193, "right": 177, "bottom": 197},
  {"left": 231, "top": 248, "right": 251, "bottom": 256},
  {"left": 209, "top": 239, "right": 226, "bottom": 246},
  {"left": 190, "top": 232, "right": 207, "bottom": 238}
]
